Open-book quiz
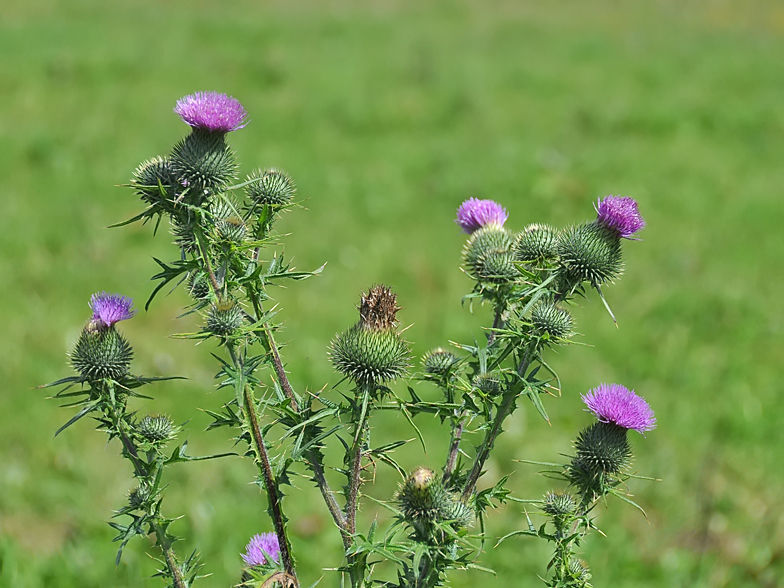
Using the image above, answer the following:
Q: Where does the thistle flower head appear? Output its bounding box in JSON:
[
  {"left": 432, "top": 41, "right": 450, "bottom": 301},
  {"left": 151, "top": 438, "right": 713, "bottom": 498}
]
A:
[
  {"left": 455, "top": 198, "right": 508, "bottom": 234},
  {"left": 582, "top": 383, "right": 656, "bottom": 433},
  {"left": 89, "top": 292, "right": 135, "bottom": 328},
  {"left": 241, "top": 532, "right": 280, "bottom": 567},
  {"left": 174, "top": 92, "right": 248, "bottom": 133},
  {"left": 422, "top": 348, "right": 460, "bottom": 376},
  {"left": 595, "top": 195, "right": 645, "bottom": 239}
]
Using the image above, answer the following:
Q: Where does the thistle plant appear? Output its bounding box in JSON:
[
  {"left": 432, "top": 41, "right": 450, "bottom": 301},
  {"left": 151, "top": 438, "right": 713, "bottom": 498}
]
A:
[{"left": 41, "top": 92, "right": 657, "bottom": 588}]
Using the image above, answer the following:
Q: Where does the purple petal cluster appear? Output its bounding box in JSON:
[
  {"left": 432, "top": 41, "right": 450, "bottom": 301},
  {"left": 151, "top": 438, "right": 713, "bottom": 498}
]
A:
[
  {"left": 581, "top": 383, "right": 656, "bottom": 433},
  {"left": 90, "top": 292, "right": 135, "bottom": 328},
  {"left": 241, "top": 532, "right": 281, "bottom": 567},
  {"left": 455, "top": 198, "right": 508, "bottom": 234},
  {"left": 174, "top": 92, "right": 248, "bottom": 133},
  {"left": 595, "top": 195, "right": 645, "bottom": 239}
]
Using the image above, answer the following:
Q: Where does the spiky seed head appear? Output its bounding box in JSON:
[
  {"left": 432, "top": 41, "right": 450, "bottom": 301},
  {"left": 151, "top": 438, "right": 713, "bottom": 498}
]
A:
[
  {"left": 557, "top": 223, "right": 623, "bottom": 287},
  {"left": 542, "top": 491, "right": 577, "bottom": 517},
  {"left": 568, "top": 559, "right": 592, "bottom": 585},
  {"left": 359, "top": 285, "right": 401, "bottom": 331},
  {"left": 422, "top": 348, "right": 460, "bottom": 376},
  {"left": 187, "top": 272, "right": 211, "bottom": 300},
  {"left": 170, "top": 130, "right": 238, "bottom": 202},
  {"left": 138, "top": 414, "right": 175, "bottom": 442},
  {"left": 206, "top": 301, "right": 243, "bottom": 336},
  {"left": 128, "top": 483, "right": 152, "bottom": 510},
  {"left": 246, "top": 168, "right": 296, "bottom": 206},
  {"left": 569, "top": 422, "right": 632, "bottom": 498},
  {"left": 463, "top": 225, "right": 515, "bottom": 280},
  {"left": 70, "top": 325, "right": 133, "bottom": 381},
  {"left": 330, "top": 324, "right": 410, "bottom": 385},
  {"left": 531, "top": 300, "right": 573, "bottom": 339},
  {"left": 473, "top": 372, "right": 502, "bottom": 396},
  {"left": 132, "top": 156, "right": 177, "bottom": 208},
  {"left": 515, "top": 223, "right": 558, "bottom": 262}
]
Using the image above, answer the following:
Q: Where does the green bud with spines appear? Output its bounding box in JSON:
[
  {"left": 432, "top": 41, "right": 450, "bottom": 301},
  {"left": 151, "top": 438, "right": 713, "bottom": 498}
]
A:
[
  {"left": 246, "top": 168, "right": 295, "bottom": 206},
  {"left": 330, "top": 286, "right": 410, "bottom": 386},
  {"left": 557, "top": 222, "right": 623, "bottom": 288},
  {"left": 473, "top": 372, "right": 502, "bottom": 396},
  {"left": 170, "top": 129, "right": 238, "bottom": 203},
  {"left": 463, "top": 226, "right": 516, "bottom": 282},
  {"left": 171, "top": 218, "right": 198, "bottom": 254},
  {"left": 330, "top": 325, "right": 410, "bottom": 386},
  {"left": 542, "top": 490, "right": 577, "bottom": 517},
  {"left": 128, "top": 483, "right": 152, "bottom": 510},
  {"left": 422, "top": 348, "right": 460, "bottom": 376},
  {"left": 206, "top": 300, "right": 244, "bottom": 336},
  {"left": 568, "top": 559, "right": 592, "bottom": 586},
  {"left": 70, "top": 323, "right": 133, "bottom": 381},
  {"left": 132, "top": 156, "right": 177, "bottom": 210},
  {"left": 515, "top": 223, "right": 558, "bottom": 263},
  {"left": 138, "top": 414, "right": 175, "bottom": 443},
  {"left": 398, "top": 467, "right": 474, "bottom": 534},
  {"left": 531, "top": 300, "right": 573, "bottom": 339},
  {"left": 568, "top": 422, "right": 632, "bottom": 499},
  {"left": 187, "top": 272, "right": 211, "bottom": 300},
  {"left": 477, "top": 250, "right": 520, "bottom": 283}
]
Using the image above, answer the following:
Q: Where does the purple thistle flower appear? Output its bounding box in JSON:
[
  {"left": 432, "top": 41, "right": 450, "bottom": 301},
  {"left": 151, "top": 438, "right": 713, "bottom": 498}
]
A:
[
  {"left": 241, "top": 532, "right": 281, "bottom": 567},
  {"left": 174, "top": 92, "right": 248, "bottom": 133},
  {"left": 582, "top": 383, "right": 656, "bottom": 433},
  {"left": 455, "top": 198, "right": 508, "bottom": 234},
  {"left": 595, "top": 195, "right": 645, "bottom": 239},
  {"left": 89, "top": 292, "right": 135, "bottom": 328}
]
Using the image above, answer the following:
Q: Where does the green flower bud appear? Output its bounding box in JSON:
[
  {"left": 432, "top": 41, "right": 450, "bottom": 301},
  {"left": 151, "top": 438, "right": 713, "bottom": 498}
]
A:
[
  {"left": 170, "top": 129, "right": 238, "bottom": 202},
  {"left": 568, "top": 559, "right": 592, "bottom": 586},
  {"left": 138, "top": 414, "right": 175, "bottom": 442},
  {"left": 439, "top": 498, "right": 475, "bottom": 529},
  {"left": 422, "top": 348, "right": 460, "bottom": 376},
  {"left": 70, "top": 324, "right": 133, "bottom": 381},
  {"left": 568, "top": 422, "right": 632, "bottom": 498},
  {"left": 170, "top": 218, "right": 198, "bottom": 254},
  {"left": 542, "top": 490, "right": 577, "bottom": 517},
  {"left": 187, "top": 272, "right": 211, "bottom": 300},
  {"left": 132, "top": 156, "right": 176, "bottom": 209},
  {"left": 246, "top": 168, "right": 296, "bottom": 206},
  {"left": 398, "top": 467, "right": 448, "bottom": 521},
  {"left": 515, "top": 223, "right": 558, "bottom": 263},
  {"left": 206, "top": 301, "right": 244, "bottom": 336},
  {"left": 530, "top": 300, "right": 573, "bottom": 339},
  {"left": 463, "top": 226, "right": 517, "bottom": 282},
  {"left": 473, "top": 372, "right": 502, "bottom": 396},
  {"left": 128, "top": 483, "right": 152, "bottom": 510},
  {"left": 557, "top": 223, "right": 623, "bottom": 287},
  {"left": 330, "top": 324, "right": 409, "bottom": 386}
]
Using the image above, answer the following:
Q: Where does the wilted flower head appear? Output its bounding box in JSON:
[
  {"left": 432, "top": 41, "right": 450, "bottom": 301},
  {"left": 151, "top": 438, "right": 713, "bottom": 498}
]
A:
[
  {"left": 241, "top": 532, "right": 280, "bottom": 567},
  {"left": 90, "top": 292, "right": 135, "bottom": 328},
  {"left": 581, "top": 383, "right": 656, "bottom": 433},
  {"left": 174, "top": 92, "right": 248, "bottom": 133},
  {"left": 455, "top": 198, "right": 508, "bottom": 234},
  {"left": 595, "top": 195, "right": 645, "bottom": 239}
]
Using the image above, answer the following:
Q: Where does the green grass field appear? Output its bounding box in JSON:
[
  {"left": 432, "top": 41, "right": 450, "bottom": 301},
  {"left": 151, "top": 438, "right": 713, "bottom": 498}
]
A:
[{"left": 2, "top": 1, "right": 783, "bottom": 586}]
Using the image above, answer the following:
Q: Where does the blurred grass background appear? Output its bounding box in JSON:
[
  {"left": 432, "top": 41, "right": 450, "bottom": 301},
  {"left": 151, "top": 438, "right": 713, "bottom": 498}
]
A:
[{"left": 2, "top": 0, "right": 783, "bottom": 586}]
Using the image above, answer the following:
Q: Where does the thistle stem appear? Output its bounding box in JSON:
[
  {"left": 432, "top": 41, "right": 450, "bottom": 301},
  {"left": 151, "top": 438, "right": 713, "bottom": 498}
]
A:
[
  {"left": 152, "top": 521, "right": 188, "bottom": 588},
  {"left": 242, "top": 383, "right": 297, "bottom": 581},
  {"left": 193, "top": 226, "right": 222, "bottom": 300},
  {"left": 443, "top": 417, "right": 465, "bottom": 485},
  {"left": 345, "top": 384, "right": 372, "bottom": 587}
]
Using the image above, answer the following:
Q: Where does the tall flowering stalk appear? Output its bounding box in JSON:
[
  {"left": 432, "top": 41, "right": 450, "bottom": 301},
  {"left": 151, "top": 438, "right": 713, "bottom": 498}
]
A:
[{"left": 42, "top": 94, "right": 657, "bottom": 588}]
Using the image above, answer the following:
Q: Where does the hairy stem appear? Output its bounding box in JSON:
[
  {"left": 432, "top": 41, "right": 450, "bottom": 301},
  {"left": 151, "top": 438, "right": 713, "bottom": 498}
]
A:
[
  {"left": 344, "top": 385, "right": 372, "bottom": 587},
  {"left": 443, "top": 417, "right": 465, "bottom": 485}
]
